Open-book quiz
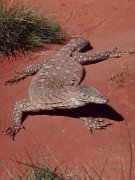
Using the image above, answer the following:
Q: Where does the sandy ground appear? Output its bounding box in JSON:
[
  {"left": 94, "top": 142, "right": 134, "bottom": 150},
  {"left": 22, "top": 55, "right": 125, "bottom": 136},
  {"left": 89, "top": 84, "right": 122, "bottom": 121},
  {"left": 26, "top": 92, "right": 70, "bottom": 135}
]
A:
[{"left": 0, "top": 0, "right": 135, "bottom": 179}]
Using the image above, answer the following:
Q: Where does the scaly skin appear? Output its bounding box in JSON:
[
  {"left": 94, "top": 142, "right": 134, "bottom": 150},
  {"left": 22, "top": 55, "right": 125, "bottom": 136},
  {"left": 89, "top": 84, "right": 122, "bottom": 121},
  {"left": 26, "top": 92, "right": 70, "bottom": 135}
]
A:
[{"left": 4, "top": 37, "right": 135, "bottom": 139}]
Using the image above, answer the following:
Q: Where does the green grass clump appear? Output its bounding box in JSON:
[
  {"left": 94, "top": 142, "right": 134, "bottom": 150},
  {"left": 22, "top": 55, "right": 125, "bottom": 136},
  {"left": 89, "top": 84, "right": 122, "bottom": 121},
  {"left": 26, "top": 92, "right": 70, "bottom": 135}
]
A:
[
  {"left": 0, "top": 1, "right": 66, "bottom": 56},
  {"left": 26, "top": 165, "right": 62, "bottom": 180},
  {"left": 0, "top": 158, "right": 95, "bottom": 179},
  {"left": 0, "top": 160, "right": 63, "bottom": 180}
]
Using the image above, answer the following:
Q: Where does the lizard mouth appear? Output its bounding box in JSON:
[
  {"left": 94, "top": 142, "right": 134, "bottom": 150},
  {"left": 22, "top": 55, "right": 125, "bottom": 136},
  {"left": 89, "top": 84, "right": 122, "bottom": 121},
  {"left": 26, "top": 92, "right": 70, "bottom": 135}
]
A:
[
  {"left": 91, "top": 95, "right": 109, "bottom": 104},
  {"left": 97, "top": 96, "right": 109, "bottom": 104}
]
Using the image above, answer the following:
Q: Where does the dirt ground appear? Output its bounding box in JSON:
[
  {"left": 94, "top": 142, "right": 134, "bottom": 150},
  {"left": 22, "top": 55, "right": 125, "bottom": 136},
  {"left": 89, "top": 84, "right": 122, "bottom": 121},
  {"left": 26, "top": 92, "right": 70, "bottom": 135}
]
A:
[{"left": 0, "top": 0, "right": 135, "bottom": 179}]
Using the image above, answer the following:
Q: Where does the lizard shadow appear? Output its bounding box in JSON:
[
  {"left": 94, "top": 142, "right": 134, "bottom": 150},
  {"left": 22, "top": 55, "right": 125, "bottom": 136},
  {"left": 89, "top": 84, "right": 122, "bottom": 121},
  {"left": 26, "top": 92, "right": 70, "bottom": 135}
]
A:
[{"left": 22, "top": 103, "right": 124, "bottom": 123}]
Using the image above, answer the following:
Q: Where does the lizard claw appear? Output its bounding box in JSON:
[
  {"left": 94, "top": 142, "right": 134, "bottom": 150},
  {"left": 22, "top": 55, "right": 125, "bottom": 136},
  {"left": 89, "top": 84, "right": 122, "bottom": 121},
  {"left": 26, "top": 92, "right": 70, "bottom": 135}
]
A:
[
  {"left": 5, "top": 79, "right": 16, "bottom": 85},
  {"left": 3, "top": 125, "right": 25, "bottom": 140}
]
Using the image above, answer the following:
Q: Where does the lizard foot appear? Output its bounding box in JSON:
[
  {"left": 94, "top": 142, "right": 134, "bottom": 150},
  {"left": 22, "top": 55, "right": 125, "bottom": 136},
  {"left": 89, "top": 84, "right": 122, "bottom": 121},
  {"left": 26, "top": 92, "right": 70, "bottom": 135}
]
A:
[
  {"left": 3, "top": 125, "right": 25, "bottom": 140},
  {"left": 5, "top": 71, "right": 26, "bottom": 85},
  {"left": 110, "top": 47, "right": 135, "bottom": 58},
  {"left": 80, "top": 117, "right": 112, "bottom": 133}
]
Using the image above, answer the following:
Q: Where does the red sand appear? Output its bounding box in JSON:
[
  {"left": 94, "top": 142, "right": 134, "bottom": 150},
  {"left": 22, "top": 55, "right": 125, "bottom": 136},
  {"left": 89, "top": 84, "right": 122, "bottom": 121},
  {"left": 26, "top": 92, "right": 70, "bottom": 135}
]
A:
[{"left": 0, "top": 0, "right": 135, "bottom": 179}]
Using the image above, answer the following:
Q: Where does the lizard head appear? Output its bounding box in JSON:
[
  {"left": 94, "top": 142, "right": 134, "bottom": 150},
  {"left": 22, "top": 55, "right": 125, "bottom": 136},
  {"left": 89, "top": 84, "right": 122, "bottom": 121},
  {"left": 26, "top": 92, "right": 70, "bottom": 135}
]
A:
[
  {"left": 70, "top": 85, "right": 109, "bottom": 107},
  {"left": 81, "top": 85, "right": 109, "bottom": 104}
]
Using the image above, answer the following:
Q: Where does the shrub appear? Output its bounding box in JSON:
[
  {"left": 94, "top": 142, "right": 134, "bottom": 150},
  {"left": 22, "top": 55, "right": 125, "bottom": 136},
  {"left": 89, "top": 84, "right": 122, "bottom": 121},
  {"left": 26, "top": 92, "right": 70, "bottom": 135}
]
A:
[{"left": 0, "top": 1, "right": 66, "bottom": 56}]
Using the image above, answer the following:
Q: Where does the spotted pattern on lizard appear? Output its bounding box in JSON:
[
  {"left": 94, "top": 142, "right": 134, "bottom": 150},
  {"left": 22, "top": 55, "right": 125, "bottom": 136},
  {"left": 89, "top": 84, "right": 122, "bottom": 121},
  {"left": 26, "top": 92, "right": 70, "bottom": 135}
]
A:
[{"left": 4, "top": 37, "right": 135, "bottom": 139}]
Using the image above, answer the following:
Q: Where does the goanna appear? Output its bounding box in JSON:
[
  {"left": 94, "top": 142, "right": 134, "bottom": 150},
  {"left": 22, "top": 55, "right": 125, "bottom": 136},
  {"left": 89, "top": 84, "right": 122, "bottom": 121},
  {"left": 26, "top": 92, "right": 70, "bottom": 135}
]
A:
[{"left": 4, "top": 37, "right": 135, "bottom": 139}]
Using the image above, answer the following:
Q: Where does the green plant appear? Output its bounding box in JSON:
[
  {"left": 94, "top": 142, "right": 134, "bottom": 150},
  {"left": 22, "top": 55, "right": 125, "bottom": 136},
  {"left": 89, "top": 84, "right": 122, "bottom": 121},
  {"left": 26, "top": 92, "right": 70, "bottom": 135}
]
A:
[
  {"left": 0, "top": 158, "right": 95, "bottom": 179},
  {"left": 0, "top": 159, "right": 63, "bottom": 180},
  {"left": 24, "top": 164, "right": 62, "bottom": 180},
  {"left": 0, "top": 0, "right": 66, "bottom": 56}
]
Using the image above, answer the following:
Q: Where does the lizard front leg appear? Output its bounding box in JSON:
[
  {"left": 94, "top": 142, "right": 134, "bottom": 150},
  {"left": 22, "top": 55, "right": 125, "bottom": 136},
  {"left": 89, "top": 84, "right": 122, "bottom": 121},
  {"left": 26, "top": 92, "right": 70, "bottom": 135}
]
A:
[
  {"left": 3, "top": 99, "right": 37, "bottom": 139},
  {"left": 80, "top": 117, "right": 112, "bottom": 133},
  {"left": 72, "top": 48, "right": 135, "bottom": 65}
]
